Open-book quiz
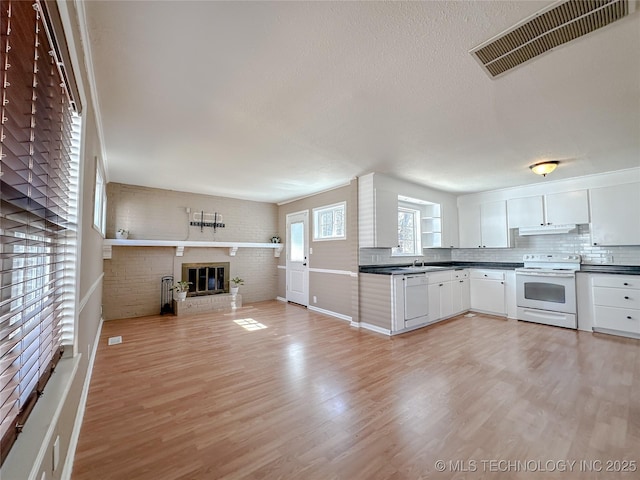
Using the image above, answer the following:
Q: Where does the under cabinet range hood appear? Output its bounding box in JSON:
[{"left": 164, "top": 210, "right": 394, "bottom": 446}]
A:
[{"left": 518, "top": 224, "right": 578, "bottom": 236}]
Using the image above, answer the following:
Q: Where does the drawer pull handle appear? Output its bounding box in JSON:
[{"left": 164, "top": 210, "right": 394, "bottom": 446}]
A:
[
  {"left": 627, "top": 316, "right": 632, "bottom": 320},
  {"left": 624, "top": 296, "right": 630, "bottom": 300}
]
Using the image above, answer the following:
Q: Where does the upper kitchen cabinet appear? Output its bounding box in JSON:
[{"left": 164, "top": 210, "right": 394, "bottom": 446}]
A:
[
  {"left": 358, "top": 175, "right": 398, "bottom": 248},
  {"left": 459, "top": 200, "right": 509, "bottom": 248},
  {"left": 507, "top": 190, "right": 589, "bottom": 228},
  {"left": 590, "top": 182, "right": 640, "bottom": 246}
]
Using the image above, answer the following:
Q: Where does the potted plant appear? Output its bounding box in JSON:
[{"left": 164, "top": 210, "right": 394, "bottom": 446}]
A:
[
  {"left": 230, "top": 277, "right": 244, "bottom": 296},
  {"left": 171, "top": 280, "right": 192, "bottom": 301},
  {"left": 116, "top": 228, "right": 129, "bottom": 240}
]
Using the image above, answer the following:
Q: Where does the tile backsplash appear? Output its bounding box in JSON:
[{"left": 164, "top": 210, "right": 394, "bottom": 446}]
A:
[{"left": 360, "top": 225, "right": 640, "bottom": 266}]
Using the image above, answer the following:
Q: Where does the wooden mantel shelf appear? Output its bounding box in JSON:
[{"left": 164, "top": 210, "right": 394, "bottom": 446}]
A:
[{"left": 102, "top": 239, "right": 284, "bottom": 259}]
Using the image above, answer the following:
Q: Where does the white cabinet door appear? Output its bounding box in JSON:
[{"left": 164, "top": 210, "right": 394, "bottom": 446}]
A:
[
  {"left": 441, "top": 205, "right": 459, "bottom": 249},
  {"left": 545, "top": 190, "right": 589, "bottom": 225},
  {"left": 590, "top": 183, "right": 640, "bottom": 246},
  {"left": 458, "top": 203, "right": 481, "bottom": 248},
  {"left": 452, "top": 278, "right": 470, "bottom": 314},
  {"left": 470, "top": 270, "right": 506, "bottom": 315},
  {"left": 507, "top": 196, "right": 544, "bottom": 228},
  {"left": 374, "top": 188, "right": 399, "bottom": 248},
  {"left": 459, "top": 201, "right": 508, "bottom": 248},
  {"left": 480, "top": 201, "right": 509, "bottom": 248},
  {"left": 428, "top": 282, "right": 441, "bottom": 322},
  {"left": 439, "top": 281, "right": 454, "bottom": 318},
  {"left": 358, "top": 175, "right": 399, "bottom": 248}
]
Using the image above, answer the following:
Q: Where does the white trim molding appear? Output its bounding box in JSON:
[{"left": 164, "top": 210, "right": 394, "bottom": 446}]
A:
[
  {"left": 358, "top": 322, "right": 392, "bottom": 336},
  {"left": 78, "top": 273, "right": 104, "bottom": 314},
  {"left": 276, "top": 296, "right": 287, "bottom": 303},
  {"left": 61, "top": 317, "right": 104, "bottom": 480},
  {"left": 308, "top": 306, "right": 352, "bottom": 322},
  {"left": 308, "top": 268, "right": 356, "bottom": 276}
]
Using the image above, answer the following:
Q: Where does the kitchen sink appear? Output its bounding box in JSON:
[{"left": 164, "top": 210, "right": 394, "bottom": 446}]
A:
[{"left": 397, "top": 266, "right": 451, "bottom": 273}]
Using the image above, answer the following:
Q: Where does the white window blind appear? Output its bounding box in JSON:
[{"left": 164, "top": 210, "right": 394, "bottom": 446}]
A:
[{"left": 0, "top": 0, "right": 80, "bottom": 464}]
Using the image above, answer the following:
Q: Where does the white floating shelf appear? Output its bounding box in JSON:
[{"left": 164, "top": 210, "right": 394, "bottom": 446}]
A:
[{"left": 102, "top": 239, "right": 284, "bottom": 259}]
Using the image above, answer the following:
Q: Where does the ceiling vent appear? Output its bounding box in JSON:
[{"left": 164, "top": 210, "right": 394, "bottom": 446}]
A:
[{"left": 470, "top": 0, "right": 636, "bottom": 78}]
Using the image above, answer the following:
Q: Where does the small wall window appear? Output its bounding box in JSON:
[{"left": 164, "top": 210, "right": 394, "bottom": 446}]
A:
[
  {"left": 313, "top": 202, "right": 346, "bottom": 241},
  {"left": 93, "top": 159, "right": 106, "bottom": 235},
  {"left": 395, "top": 205, "right": 421, "bottom": 255}
]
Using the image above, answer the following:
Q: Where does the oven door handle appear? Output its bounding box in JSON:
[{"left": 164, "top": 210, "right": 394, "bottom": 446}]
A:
[{"left": 516, "top": 272, "right": 576, "bottom": 278}]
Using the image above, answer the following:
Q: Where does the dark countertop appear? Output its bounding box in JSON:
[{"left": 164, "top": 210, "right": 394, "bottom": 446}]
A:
[
  {"left": 578, "top": 265, "right": 640, "bottom": 275},
  {"left": 359, "top": 262, "right": 524, "bottom": 275}
]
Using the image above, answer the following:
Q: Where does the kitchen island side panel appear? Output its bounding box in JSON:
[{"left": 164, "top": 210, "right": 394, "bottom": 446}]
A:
[{"left": 359, "top": 273, "right": 394, "bottom": 329}]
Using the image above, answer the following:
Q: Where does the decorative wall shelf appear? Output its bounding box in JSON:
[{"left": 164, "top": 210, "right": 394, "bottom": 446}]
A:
[{"left": 102, "top": 239, "right": 284, "bottom": 259}]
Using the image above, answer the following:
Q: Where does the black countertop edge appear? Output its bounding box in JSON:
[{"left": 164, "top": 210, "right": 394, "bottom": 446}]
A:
[
  {"left": 578, "top": 265, "right": 640, "bottom": 275},
  {"left": 359, "top": 262, "right": 524, "bottom": 275}
]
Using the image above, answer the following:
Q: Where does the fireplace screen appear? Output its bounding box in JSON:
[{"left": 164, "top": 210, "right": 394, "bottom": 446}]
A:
[{"left": 182, "top": 262, "right": 230, "bottom": 296}]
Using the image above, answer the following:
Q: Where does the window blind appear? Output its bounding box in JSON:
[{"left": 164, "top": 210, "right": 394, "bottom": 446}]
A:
[{"left": 0, "top": 0, "right": 80, "bottom": 465}]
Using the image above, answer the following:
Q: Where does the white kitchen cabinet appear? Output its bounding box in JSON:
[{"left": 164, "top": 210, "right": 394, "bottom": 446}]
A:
[
  {"left": 427, "top": 270, "right": 453, "bottom": 322},
  {"left": 507, "top": 190, "right": 589, "bottom": 228},
  {"left": 452, "top": 270, "right": 470, "bottom": 314},
  {"left": 441, "top": 207, "right": 460, "bottom": 248},
  {"left": 590, "top": 182, "right": 640, "bottom": 246},
  {"left": 507, "top": 196, "right": 544, "bottom": 228},
  {"left": 470, "top": 269, "right": 506, "bottom": 315},
  {"left": 480, "top": 201, "right": 509, "bottom": 248},
  {"left": 458, "top": 201, "right": 509, "bottom": 248},
  {"left": 545, "top": 190, "right": 589, "bottom": 225},
  {"left": 591, "top": 274, "right": 640, "bottom": 337},
  {"left": 359, "top": 174, "right": 399, "bottom": 248},
  {"left": 458, "top": 203, "right": 481, "bottom": 248}
]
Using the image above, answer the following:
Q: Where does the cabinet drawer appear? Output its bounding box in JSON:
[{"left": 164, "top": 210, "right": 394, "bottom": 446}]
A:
[
  {"left": 453, "top": 269, "right": 469, "bottom": 279},
  {"left": 593, "top": 287, "right": 640, "bottom": 310},
  {"left": 428, "top": 270, "right": 452, "bottom": 285},
  {"left": 591, "top": 275, "right": 640, "bottom": 289},
  {"left": 593, "top": 306, "right": 640, "bottom": 334},
  {"left": 470, "top": 269, "right": 504, "bottom": 281}
]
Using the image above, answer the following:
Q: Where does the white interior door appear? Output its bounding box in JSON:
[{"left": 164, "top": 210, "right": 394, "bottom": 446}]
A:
[{"left": 286, "top": 210, "right": 309, "bottom": 306}]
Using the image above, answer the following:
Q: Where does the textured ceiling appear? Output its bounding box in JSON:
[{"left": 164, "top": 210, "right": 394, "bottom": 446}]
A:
[{"left": 83, "top": 1, "right": 640, "bottom": 203}]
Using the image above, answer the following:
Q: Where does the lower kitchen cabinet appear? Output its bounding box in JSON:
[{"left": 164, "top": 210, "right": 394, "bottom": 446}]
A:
[
  {"left": 452, "top": 270, "right": 470, "bottom": 314},
  {"left": 591, "top": 274, "right": 640, "bottom": 338},
  {"left": 428, "top": 269, "right": 470, "bottom": 321},
  {"left": 470, "top": 269, "right": 506, "bottom": 316},
  {"left": 428, "top": 273, "right": 453, "bottom": 322}
]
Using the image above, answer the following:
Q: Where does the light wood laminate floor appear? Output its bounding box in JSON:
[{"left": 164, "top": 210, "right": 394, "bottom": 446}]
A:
[{"left": 73, "top": 301, "right": 640, "bottom": 479}]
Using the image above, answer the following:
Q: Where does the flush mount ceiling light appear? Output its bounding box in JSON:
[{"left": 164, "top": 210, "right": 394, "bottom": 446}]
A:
[{"left": 530, "top": 161, "right": 559, "bottom": 177}]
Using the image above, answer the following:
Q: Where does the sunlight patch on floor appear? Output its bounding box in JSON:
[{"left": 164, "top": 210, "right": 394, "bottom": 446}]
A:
[{"left": 233, "top": 318, "right": 268, "bottom": 331}]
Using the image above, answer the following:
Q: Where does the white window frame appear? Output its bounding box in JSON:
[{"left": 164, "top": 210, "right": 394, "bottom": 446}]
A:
[
  {"left": 313, "top": 202, "right": 346, "bottom": 241},
  {"left": 393, "top": 204, "right": 422, "bottom": 256},
  {"left": 93, "top": 158, "right": 106, "bottom": 236}
]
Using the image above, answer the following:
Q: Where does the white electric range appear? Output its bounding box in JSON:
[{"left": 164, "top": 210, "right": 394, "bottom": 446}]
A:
[{"left": 515, "top": 254, "right": 581, "bottom": 329}]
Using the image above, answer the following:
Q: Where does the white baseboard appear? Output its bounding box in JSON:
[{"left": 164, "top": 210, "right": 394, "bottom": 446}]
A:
[
  {"left": 359, "top": 322, "right": 391, "bottom": 336},
  {"left": 308, "top": 305, "right": 352, "bottom": 322},
  {"left": 276, "top": 296, "right": 287, "bottom": 303},
  {"left": 61, "top": 317, "right": 104, "bottom": 480}
]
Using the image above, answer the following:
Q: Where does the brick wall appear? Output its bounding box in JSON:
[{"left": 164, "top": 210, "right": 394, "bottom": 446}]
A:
[{"left": 103, "top": 183, "right": 278, "bottom": 319}]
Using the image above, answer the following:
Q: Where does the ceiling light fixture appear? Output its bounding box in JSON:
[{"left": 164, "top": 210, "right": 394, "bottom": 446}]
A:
[{"left": 530, "top": 161, "right": 559, "bottom": 177}]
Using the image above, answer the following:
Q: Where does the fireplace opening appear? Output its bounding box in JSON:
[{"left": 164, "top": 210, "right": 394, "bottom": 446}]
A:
[{"left": 182, "top": 262, "right": 230, "bottom": 296}]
